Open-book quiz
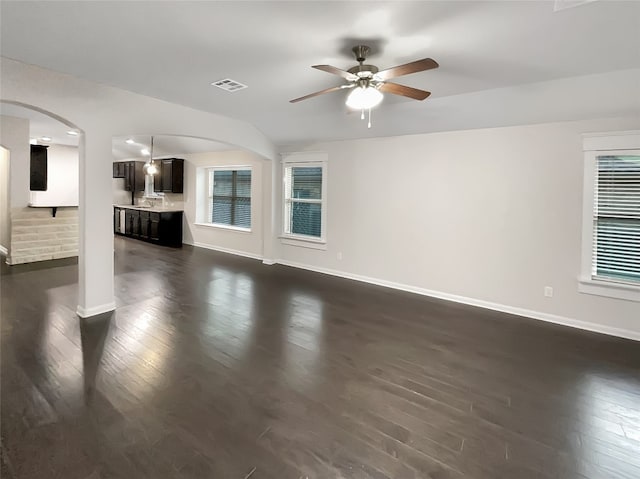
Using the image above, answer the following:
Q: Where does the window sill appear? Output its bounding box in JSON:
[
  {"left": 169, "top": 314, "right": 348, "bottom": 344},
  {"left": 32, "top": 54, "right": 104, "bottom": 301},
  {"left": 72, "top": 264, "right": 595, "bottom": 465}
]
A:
[
  {"left": 194, "top": 222, "right": 252, "bottom": 234},
  {"left": 578, "top": 277, "right": 640, "bottom": 303},
  {"left": 280, "top": 235, "right": 327, "bottom": 250}
]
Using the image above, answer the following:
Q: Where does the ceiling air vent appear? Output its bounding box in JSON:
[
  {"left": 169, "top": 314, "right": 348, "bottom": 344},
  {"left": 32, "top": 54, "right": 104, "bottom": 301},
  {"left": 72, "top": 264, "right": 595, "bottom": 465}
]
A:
[{"left": 211, "top": 78, "right": 248, "bottom": 92}]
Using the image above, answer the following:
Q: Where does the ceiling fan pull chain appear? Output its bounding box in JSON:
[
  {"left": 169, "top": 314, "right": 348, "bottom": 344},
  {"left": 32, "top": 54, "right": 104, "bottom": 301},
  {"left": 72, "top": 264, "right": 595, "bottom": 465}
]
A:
[
  {"left": 368, "top": 108, "right": 372, "bottom": 128},
  {"left": 361, "top": 109, "right": 365, "bottom": 120}
]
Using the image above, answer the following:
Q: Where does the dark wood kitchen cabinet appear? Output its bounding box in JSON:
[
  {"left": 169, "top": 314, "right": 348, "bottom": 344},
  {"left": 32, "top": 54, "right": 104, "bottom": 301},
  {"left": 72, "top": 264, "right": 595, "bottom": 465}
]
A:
[
  {"left": 149, "top": 212, "right": 161, "bottom": 241},
  {"left": 114, "top": 206, "right": 182, "bottom": 247},
  {"left": 113, "top": 161, "right": 145, "bottom": 191},
  {"left": 125, "top": 208, "right": 140, "bottom": 237},
  {"left": 30, "top": 145, "right": 49, "bottom": 191},
  {"left": 139, "top": 211, "right": 150, "bottom": 239},
  {"left": 153, "top": 158, "right": 184, "bottom": 193},
  {"left": 124, "top": 162, "right": 145, "bottom": 192},
  {"left": 112, "top": 162, "right": 126, "bottom": 178}
]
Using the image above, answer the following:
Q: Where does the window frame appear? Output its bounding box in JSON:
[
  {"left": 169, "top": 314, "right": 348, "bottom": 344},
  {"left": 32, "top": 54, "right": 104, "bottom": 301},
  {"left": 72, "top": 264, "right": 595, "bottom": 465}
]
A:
[
  {"left": 204, "top": 166, "right": 252, "bottom": 232},
  {"left": 281, "top": 153, "right": 328, "bottom": 249},
  {"left": 580, "top": 131, "right": 640, "bottom": 302}
]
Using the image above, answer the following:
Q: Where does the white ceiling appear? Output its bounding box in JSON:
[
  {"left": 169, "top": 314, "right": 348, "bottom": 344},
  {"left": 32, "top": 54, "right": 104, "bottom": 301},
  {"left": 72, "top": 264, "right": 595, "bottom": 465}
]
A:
[
  {"left": 1, "top": 1, "right": 639, "bottom": 145},
  {"left": 111, "top": 135, "right": 233, "bottom": 161},
  {"left": 0, "top": 103, "right": 233, "bottom": 160}
]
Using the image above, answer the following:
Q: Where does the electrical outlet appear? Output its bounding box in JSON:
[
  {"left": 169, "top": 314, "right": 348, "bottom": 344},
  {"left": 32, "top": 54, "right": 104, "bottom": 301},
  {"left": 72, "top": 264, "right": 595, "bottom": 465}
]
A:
[
  {"left": 544, "top": 286, "right": 554, "bottom": 298},
  {"left": 337, "top": 252, "right": 343, "bottom": 261}
]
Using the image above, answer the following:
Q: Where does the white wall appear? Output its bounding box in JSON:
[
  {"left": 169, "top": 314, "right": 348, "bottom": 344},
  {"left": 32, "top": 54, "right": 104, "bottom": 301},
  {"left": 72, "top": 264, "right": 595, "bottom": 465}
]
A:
[
  {"left": 2, "top": 56, "right": 636, "bottom": 338},
  {"left": 30, "top": 144, "right": 79, "bottom": 206},
  {"left": 0, "top": 115, "right": 29, "bottom": 208},
  {"left": 182, "top": 150, "right": 265, "bottom": 259},
  {"left": 0, "top": 147, "right": 9, "bottom": 251},
  {"left": 278, "top": 116, "right": 640, "bottom": 339}
]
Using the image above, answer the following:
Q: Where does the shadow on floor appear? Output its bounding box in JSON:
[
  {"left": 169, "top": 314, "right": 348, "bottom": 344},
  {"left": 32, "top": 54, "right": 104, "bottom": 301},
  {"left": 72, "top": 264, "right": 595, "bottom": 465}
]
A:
[{"left": 79, "top": 311, "right": 113, "bottom": 404}]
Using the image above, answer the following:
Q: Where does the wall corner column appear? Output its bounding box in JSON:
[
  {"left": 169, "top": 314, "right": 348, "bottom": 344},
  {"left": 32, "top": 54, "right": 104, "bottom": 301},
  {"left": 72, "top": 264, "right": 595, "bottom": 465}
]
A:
[
  {"left": 262, "top": 157, "right": 279, "bottom": 264},
  {"left": 76, "top": 130, "right": 116, "bottom": 317}
]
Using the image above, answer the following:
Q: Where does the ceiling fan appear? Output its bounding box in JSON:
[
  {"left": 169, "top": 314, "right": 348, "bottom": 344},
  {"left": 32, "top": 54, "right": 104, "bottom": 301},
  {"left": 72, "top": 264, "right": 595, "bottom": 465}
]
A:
[{"left": 290, "top": 45, "right": 438, "bottom": 126}]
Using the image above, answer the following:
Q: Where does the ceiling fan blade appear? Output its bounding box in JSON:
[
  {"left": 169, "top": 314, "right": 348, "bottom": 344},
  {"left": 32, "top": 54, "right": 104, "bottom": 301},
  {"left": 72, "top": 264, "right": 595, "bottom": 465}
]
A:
[
  {"left": 290, "top": 85, "right": 344, "bottom": 103},
  {"left": 374, "top": 58, "right": 439, "bottom": 81},
  {"left": 379, "top": 82, "right": 431, "bottom": 100},
  {"left": 312, "top": 65, "right": 358, "bottom": 81}
]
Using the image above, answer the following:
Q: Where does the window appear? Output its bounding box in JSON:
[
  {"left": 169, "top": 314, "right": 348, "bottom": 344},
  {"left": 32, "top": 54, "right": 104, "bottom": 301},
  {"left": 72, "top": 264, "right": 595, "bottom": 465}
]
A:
[
  {"left": 207, "top": 168, "right": 251, "bottom": 229},
  {"left": 282, "top": 154, "right": 327, "bottom": 246},
  {"left": 580, "top": 132, "right": 640, "bottom": 302},
  {"left": 592, "top": 155, "right": 640, "bottom": 283}
]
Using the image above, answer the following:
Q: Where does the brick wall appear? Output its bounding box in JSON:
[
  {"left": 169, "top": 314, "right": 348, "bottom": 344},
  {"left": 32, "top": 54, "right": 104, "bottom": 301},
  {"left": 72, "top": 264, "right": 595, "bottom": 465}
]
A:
[{"left": 8, "top": 207, "right": 78, "bottom": 265}]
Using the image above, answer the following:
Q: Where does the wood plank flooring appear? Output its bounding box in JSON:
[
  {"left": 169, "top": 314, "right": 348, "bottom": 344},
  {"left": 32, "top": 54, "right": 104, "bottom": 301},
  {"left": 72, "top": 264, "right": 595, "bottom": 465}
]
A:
[{"left": 2, "top": 236, "right": 640, "bottom": 479}]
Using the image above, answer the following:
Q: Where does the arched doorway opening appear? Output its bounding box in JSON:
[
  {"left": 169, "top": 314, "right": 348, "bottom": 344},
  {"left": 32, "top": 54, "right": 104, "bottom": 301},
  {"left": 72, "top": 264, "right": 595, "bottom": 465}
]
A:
[{"left": 0, "top": 101, "right": 83, "bottom": 269}]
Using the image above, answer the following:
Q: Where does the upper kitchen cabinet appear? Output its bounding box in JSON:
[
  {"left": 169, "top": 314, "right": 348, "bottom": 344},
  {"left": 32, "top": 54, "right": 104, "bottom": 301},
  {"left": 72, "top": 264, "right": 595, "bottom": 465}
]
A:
[
  {"left": 114, "top": 161, "right": 145, "bottom": 191},
  {"left": 112, "top": 161, "right": 126, "bottom": 178},
  {"left": 30, "top": 145, "right": 48, "bottom": 191},
  {"left": 153, "top": 158, "right": 184, "bottom": 193}
]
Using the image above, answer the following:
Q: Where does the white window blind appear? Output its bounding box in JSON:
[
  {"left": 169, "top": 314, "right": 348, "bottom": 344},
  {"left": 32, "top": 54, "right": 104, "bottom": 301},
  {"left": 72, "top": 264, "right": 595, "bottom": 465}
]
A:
[
  {"left": 593, "top": 155, "right": 640, "bottom": 284},
  {"left": 209, "top": 169, "right": 251, "bottom": 228},
  {"left": 284, "top": 165, "right": 323, "bottom": 238}
]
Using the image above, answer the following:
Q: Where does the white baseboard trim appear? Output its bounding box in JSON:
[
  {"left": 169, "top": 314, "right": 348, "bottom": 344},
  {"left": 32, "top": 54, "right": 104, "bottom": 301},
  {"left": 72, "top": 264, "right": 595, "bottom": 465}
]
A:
[
  {"left": 188, "top": 241, "right": 263, "bottom": 261},
  {"left": 262, "top": 259, "right": 277, "bottom": 265},
  {"left": 0, "top": 245, "right": 8, "bottom": 255},
  {"left": 76, "top": 301, "right": 116, "bottom": 318},
  {"left": 275, "top": 259, "right": 640, "bottom": 342}
]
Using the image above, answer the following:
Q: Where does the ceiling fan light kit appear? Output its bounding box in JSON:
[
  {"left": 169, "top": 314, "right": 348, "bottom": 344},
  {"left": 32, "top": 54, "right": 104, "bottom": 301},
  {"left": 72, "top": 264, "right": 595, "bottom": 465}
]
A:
[
  {"left": 345, "top": 85, "right": 383, "bottom": 110},
  {"left": 291, "top": 45, "right": 438, "bottom": 128}
]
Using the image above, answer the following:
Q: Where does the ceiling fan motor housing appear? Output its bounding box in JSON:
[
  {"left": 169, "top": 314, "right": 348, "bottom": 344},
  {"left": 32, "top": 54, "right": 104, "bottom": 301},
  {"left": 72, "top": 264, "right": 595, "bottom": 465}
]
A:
[
  {"left": 348, "top": 64, "right": 379, "bottom": 78},
  {"left": 350, "top": 46, "right": 379, "bottom": 79},
  {"left": 352, "top": 45, "right": 371, "bottom": 63}
]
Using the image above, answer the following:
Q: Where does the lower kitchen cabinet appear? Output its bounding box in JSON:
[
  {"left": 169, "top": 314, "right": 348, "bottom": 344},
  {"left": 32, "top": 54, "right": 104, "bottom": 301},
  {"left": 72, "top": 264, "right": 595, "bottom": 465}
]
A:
[
  {"left": 150, "top": 213, "right": 161, "bottom": 241},
  {"left": 114, "top": 207, "right": 183, "bottom": 247},
  {"left": 139, "top": 211, "right": 150, "bottom": 239},
  {"left": 129, "top": 209, "right": 140, "bottom": 237}
]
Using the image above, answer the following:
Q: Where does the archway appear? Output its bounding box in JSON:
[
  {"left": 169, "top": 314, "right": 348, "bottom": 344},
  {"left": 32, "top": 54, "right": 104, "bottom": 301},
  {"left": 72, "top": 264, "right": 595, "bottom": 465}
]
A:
[{"left": 0, "top": 100, "right": 90, "bottom": 309}]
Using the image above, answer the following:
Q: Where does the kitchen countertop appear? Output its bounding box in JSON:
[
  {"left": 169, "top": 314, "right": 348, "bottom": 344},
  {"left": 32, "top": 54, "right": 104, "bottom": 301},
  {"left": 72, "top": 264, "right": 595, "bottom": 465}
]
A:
[{"left": 114, "top": 204, "right": 184, "bottom": 213}]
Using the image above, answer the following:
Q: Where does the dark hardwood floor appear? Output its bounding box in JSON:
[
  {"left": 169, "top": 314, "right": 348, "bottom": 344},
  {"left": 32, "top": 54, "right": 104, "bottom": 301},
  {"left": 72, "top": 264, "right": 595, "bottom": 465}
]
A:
[{"left": 2, "top": 236, "right": 640, "bottom": 479}]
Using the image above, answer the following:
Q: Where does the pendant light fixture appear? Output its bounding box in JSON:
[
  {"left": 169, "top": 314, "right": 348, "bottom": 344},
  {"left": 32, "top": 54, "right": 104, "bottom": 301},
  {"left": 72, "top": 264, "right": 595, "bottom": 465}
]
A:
[{"left": 145, "top": 136, "right": 158, "bottom": 175}]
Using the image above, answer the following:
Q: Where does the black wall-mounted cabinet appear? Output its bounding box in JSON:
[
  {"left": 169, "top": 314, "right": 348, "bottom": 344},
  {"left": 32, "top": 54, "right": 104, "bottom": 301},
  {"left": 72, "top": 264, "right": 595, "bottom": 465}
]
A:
[
  {"left": 30, "top": 145, "right": 49, "bottom": 191},
  {"left": 113, "top": 161, "right": 145, "bottom": 191},
  {"left": 115, "top": 206, "right": 183, "bottom": 247},
  {"left": 112, "top": 161, "right": 126, "bottom": 178},
  {"left": 153, "top": 158, "right": 184, "bottom": 193}
]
